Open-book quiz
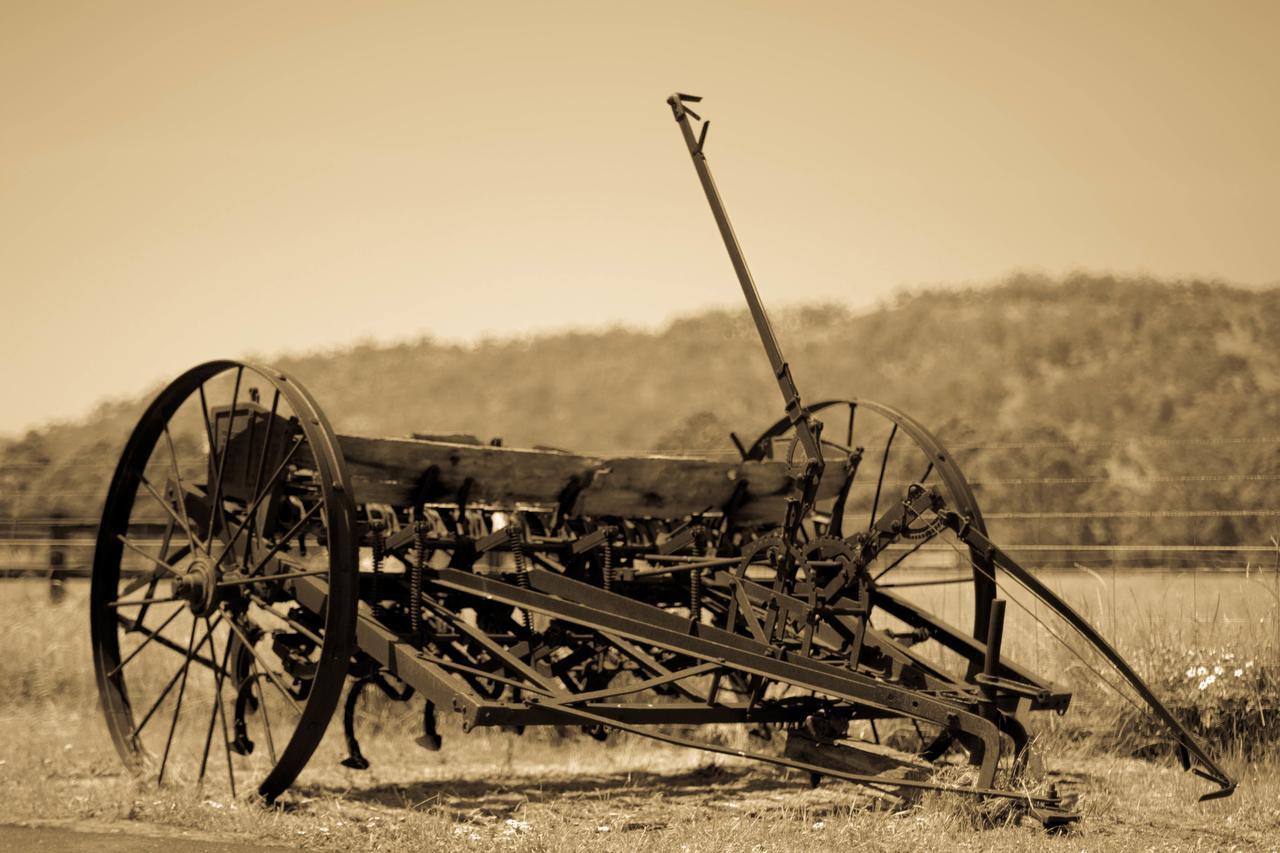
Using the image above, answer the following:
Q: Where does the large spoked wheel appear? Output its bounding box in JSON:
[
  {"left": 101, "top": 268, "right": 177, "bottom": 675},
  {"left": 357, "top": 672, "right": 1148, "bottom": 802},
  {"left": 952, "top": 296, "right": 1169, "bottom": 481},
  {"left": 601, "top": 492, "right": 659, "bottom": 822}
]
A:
[
  {"left": 743, "top": 399, "right": 996, "bottom": 646},
  {"left": 91, "top": 360, "right": 356, "bottom": 801}
]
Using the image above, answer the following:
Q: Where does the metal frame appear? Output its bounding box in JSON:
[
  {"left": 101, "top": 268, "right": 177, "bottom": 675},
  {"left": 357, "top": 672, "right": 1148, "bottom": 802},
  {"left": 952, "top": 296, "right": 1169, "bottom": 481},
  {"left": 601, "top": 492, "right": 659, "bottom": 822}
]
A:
[{"left": 89, "top": 94, "right": 1236, "bottom": 822}]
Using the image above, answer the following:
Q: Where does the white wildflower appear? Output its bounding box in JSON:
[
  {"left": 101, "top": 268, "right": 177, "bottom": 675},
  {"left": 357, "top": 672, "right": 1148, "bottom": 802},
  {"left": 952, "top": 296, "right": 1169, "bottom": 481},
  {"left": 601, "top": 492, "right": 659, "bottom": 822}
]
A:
[
  {"left": 812, "top": 821, "right": 826, "bottom": 830},
  {"left": 1185, "top": 667, "right": 1197, "bottom": 679},
  {"left": 1213, "top": 665, "right": 1224, "bottom": 676},
  {"left": 1196, "top": 666, "right": 1208, "bottom": 677},
  {"left": 1234, "top": 668, "right": 1244, "bottom": 677}
]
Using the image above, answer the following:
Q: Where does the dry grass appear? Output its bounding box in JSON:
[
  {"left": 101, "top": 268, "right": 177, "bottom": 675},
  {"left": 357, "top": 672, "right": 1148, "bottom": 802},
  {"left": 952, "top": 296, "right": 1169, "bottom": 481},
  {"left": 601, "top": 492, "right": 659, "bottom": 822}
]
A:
[
  {"left": 2, "top": 578, "right": 1279, "bottom": 851},
  {"left": 3, "top": 703, "right": 1277, "bottom": 852}
]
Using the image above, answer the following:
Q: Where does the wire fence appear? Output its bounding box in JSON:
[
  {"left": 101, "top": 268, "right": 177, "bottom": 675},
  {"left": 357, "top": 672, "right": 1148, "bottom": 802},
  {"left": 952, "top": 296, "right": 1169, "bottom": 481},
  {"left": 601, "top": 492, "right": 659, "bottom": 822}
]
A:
[{"left": 5, "top": 431, "right": 1280, "bottom": 636}]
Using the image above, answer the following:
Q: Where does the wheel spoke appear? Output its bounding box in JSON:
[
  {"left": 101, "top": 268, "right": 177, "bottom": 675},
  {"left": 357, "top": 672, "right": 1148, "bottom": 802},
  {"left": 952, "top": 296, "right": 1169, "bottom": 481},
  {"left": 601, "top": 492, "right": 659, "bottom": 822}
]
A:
[
  {"left": 198, "top": 626, "right": 227, "bottom": 782},
  {"left": 868, "top": 423, "right": 898, "bottom": 528},
  {"left": 117, "top": 534, "right": 183, "bottom": 578},
  {"left": 108, "top": 605, "right": 185, "bottom": 677},
  {"left": 116, "top": 610, "right": 224, "bottom": 673},
  {"left": 109, "top": 595, "right": 185, "bottom": 609},
  {"left": 845, "top": 403, "right": 856, "bottom": 448},
  {"left": 219, "top": 671, "right": 237, "bottom": 799},
  {"left": 131, "top": 614, "right": 224, "bottom": 739},
  {"left": 157, "top": 618, "right": 200, "bottom": 784},
  {"left": 206, "top": 367, "right": 244, "bottom": 536},
  {"left": 218, "top": 569, "right": 326, "bottom": 588},
  {"left": 252, "top": 665, "right": 278, "bottom": 764},
  {"left": 122, "top": 532, "right": 185, "bottom": 628},
  {"left": 877, "top": 575, "right": 970, "bottom": 589},
  {"left": 116, "top": 612, "right": 224, "bottom": 674},
  {"left": 117, "top": 543, "right": 191, "bottom": 599},
  {"left": 247, "top": 595, "right": 324, "bottom": 645},
  {"left": 138, "top": 475, "right": 200, "bottom": 558},
  {"left": 163, "top": 426, "right": 202, "bottom": 554},
  {"left": 871, "top": 527, "right": 940, "bottom": 582},
  {"left": 245, "top": 389, "right": 282, "bottom": 567},
  {"left": 224, "top": 618, "right": 303, "bottom": 715},
  {"left": 198, "top": 383, "right": 221, "bottom": 485},
  {"left": 244, "top": 502, "right": 323, "bottom": 579},
  {"left": 198, "top": 621, "right": 237, "bottom": 797},
  {"left": 210, "top": 435, "right": 304, "bottom": 575}
]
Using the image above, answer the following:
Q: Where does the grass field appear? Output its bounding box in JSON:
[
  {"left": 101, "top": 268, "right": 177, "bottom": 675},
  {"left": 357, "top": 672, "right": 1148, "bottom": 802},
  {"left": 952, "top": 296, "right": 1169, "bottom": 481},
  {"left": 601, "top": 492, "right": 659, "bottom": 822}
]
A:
[{"left": 2, "top": 577, "right": 1278, "bottom": 851}]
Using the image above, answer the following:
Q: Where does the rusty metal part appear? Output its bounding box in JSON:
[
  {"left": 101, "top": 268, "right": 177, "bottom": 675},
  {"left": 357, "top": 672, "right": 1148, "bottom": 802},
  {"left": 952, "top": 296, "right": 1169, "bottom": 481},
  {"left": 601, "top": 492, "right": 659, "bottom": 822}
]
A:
[{"left": 87, "top": 94, "right": 1233, "bottom": 824}]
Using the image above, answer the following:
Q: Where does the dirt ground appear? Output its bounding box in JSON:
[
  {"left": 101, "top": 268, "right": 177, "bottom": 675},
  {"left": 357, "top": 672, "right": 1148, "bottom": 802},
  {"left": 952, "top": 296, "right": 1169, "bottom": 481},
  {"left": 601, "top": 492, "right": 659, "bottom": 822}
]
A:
[{"left": 1, "top": 704, "right": 1276, "bottom": 853}]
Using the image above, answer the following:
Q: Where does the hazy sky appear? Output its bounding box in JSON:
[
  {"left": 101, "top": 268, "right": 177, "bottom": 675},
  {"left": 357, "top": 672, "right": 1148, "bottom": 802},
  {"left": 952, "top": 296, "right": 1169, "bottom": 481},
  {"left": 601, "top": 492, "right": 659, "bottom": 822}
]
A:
[{"left": 2, "top": 1, "right": 1277, "bottom": 435}]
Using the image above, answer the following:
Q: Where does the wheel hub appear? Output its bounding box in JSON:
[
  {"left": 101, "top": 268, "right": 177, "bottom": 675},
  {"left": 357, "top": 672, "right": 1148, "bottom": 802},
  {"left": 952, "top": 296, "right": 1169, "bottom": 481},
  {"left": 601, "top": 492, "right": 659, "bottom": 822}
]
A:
[{"left": 172, "top": 557, "right": 219, "bottom": 616}]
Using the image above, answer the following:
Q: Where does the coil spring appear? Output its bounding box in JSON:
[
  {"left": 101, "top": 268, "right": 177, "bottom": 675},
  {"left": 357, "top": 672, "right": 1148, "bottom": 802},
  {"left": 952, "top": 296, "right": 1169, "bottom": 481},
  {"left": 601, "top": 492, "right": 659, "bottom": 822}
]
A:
[
  {"left": 411, "top": 520, "right": 427, "bottom": 639},
  {"left": 601, "top": 533, "right": 615, "bottom": 592},
  {"left": 690, "top": 564, "right": 702, "bottom": 625},
  {"left": 690, "top": 527, "right": 708, "bottom": 623},
  {"left": 371, "top": 528, "right": 388, "bottom": 620},
  {"left": 507, "top": 520, "right": 534, "bottom": 636}
]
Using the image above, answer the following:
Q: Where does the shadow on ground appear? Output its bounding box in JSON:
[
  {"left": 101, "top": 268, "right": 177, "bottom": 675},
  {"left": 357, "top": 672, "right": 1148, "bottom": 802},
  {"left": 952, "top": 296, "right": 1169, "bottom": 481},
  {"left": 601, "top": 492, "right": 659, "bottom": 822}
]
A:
[{"left": 294, "top": 763, "right": 826, "bottom": 819}]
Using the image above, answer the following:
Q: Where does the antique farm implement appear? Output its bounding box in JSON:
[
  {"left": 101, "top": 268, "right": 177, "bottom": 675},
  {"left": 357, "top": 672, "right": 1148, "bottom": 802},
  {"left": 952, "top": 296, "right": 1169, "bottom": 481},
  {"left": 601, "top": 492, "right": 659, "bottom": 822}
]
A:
[{"left": 90, "top": 94, "right": 1235, "bottom": 822}]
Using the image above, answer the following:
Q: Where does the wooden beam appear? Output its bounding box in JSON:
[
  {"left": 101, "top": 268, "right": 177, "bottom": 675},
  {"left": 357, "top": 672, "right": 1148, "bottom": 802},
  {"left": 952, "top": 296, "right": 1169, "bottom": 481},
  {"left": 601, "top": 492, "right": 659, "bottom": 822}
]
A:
[{"left": 335, "top": 433, "right": 842, "bottom": 523}]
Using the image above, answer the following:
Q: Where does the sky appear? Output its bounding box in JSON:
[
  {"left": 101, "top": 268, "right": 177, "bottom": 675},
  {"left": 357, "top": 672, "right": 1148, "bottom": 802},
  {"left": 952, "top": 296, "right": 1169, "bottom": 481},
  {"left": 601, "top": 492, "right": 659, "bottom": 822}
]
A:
[{"left": 2, "top": 1, "right": 1278, "bottom": 435}]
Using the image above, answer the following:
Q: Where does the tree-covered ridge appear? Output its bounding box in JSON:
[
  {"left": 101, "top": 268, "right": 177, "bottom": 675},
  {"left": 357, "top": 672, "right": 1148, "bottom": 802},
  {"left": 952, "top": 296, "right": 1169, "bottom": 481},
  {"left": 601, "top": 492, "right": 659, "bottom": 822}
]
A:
[{"left": 6, "top": 273, "right": 1280, "bottom": 552}]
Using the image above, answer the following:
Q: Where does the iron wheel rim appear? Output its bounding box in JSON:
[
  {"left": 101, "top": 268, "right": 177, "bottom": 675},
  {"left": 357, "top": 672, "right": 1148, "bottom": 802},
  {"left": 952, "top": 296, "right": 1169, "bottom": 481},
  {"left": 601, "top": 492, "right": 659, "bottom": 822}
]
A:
[{"left": 90, "top": 360, "right": 356, "bottom": 801}]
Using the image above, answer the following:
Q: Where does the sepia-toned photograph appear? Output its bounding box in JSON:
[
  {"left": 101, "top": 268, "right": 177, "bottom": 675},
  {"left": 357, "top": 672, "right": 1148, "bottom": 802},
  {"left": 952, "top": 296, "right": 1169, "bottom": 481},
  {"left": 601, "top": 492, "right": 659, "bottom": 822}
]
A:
[{"left": 1, "top": 2, "right": 1277, "bottom": 850}]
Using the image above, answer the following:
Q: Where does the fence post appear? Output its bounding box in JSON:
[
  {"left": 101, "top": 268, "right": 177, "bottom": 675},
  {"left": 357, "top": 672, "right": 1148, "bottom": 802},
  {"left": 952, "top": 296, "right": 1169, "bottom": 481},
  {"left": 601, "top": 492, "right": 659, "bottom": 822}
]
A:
[{"left": 48, "top": 511, "right": 67, "bottom": 604}]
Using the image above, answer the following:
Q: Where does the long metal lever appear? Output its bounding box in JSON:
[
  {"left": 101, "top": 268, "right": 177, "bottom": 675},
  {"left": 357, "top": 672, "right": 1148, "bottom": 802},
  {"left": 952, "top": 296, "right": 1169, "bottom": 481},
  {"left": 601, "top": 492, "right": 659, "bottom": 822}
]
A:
[{"left": 666, "top": 92, "right": 825, "bottom": 517}]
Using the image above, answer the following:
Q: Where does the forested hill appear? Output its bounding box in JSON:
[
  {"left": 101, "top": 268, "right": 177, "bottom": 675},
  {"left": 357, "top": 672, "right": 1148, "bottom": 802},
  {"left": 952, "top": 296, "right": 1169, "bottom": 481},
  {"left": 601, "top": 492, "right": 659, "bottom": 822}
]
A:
[{"left": 6, "top": 273, "right": 1280, "bottom": 550}]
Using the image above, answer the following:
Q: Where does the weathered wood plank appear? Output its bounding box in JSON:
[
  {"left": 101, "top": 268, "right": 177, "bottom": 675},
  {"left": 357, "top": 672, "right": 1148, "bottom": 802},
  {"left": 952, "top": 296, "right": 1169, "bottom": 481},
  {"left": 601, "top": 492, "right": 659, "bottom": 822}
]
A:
[
  {"left": 335, "top": 433, "right": 842, "bottom": 523},
  {"left": 575, "top": 455, "right": 787, "bottom": 522},
  {"left": 338, "top": 434, "right": 594, "bottom": 509}
]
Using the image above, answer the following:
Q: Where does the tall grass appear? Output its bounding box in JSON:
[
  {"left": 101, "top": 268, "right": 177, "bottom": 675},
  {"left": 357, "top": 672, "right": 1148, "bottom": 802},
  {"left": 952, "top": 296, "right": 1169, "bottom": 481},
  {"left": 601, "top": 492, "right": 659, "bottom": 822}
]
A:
[{"left": 0, "top": 579, "right": 98, "bottom": 711}]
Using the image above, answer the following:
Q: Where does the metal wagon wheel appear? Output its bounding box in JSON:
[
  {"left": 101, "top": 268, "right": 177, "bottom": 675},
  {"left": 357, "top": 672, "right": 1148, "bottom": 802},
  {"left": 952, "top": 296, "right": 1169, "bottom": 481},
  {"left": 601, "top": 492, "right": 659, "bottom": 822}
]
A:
[
  {"left": 743, "top": 399, "right": 996, "bottom": 651},
  {"left": 90, "top": 360, "right": 356, "bottom": 802}
]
